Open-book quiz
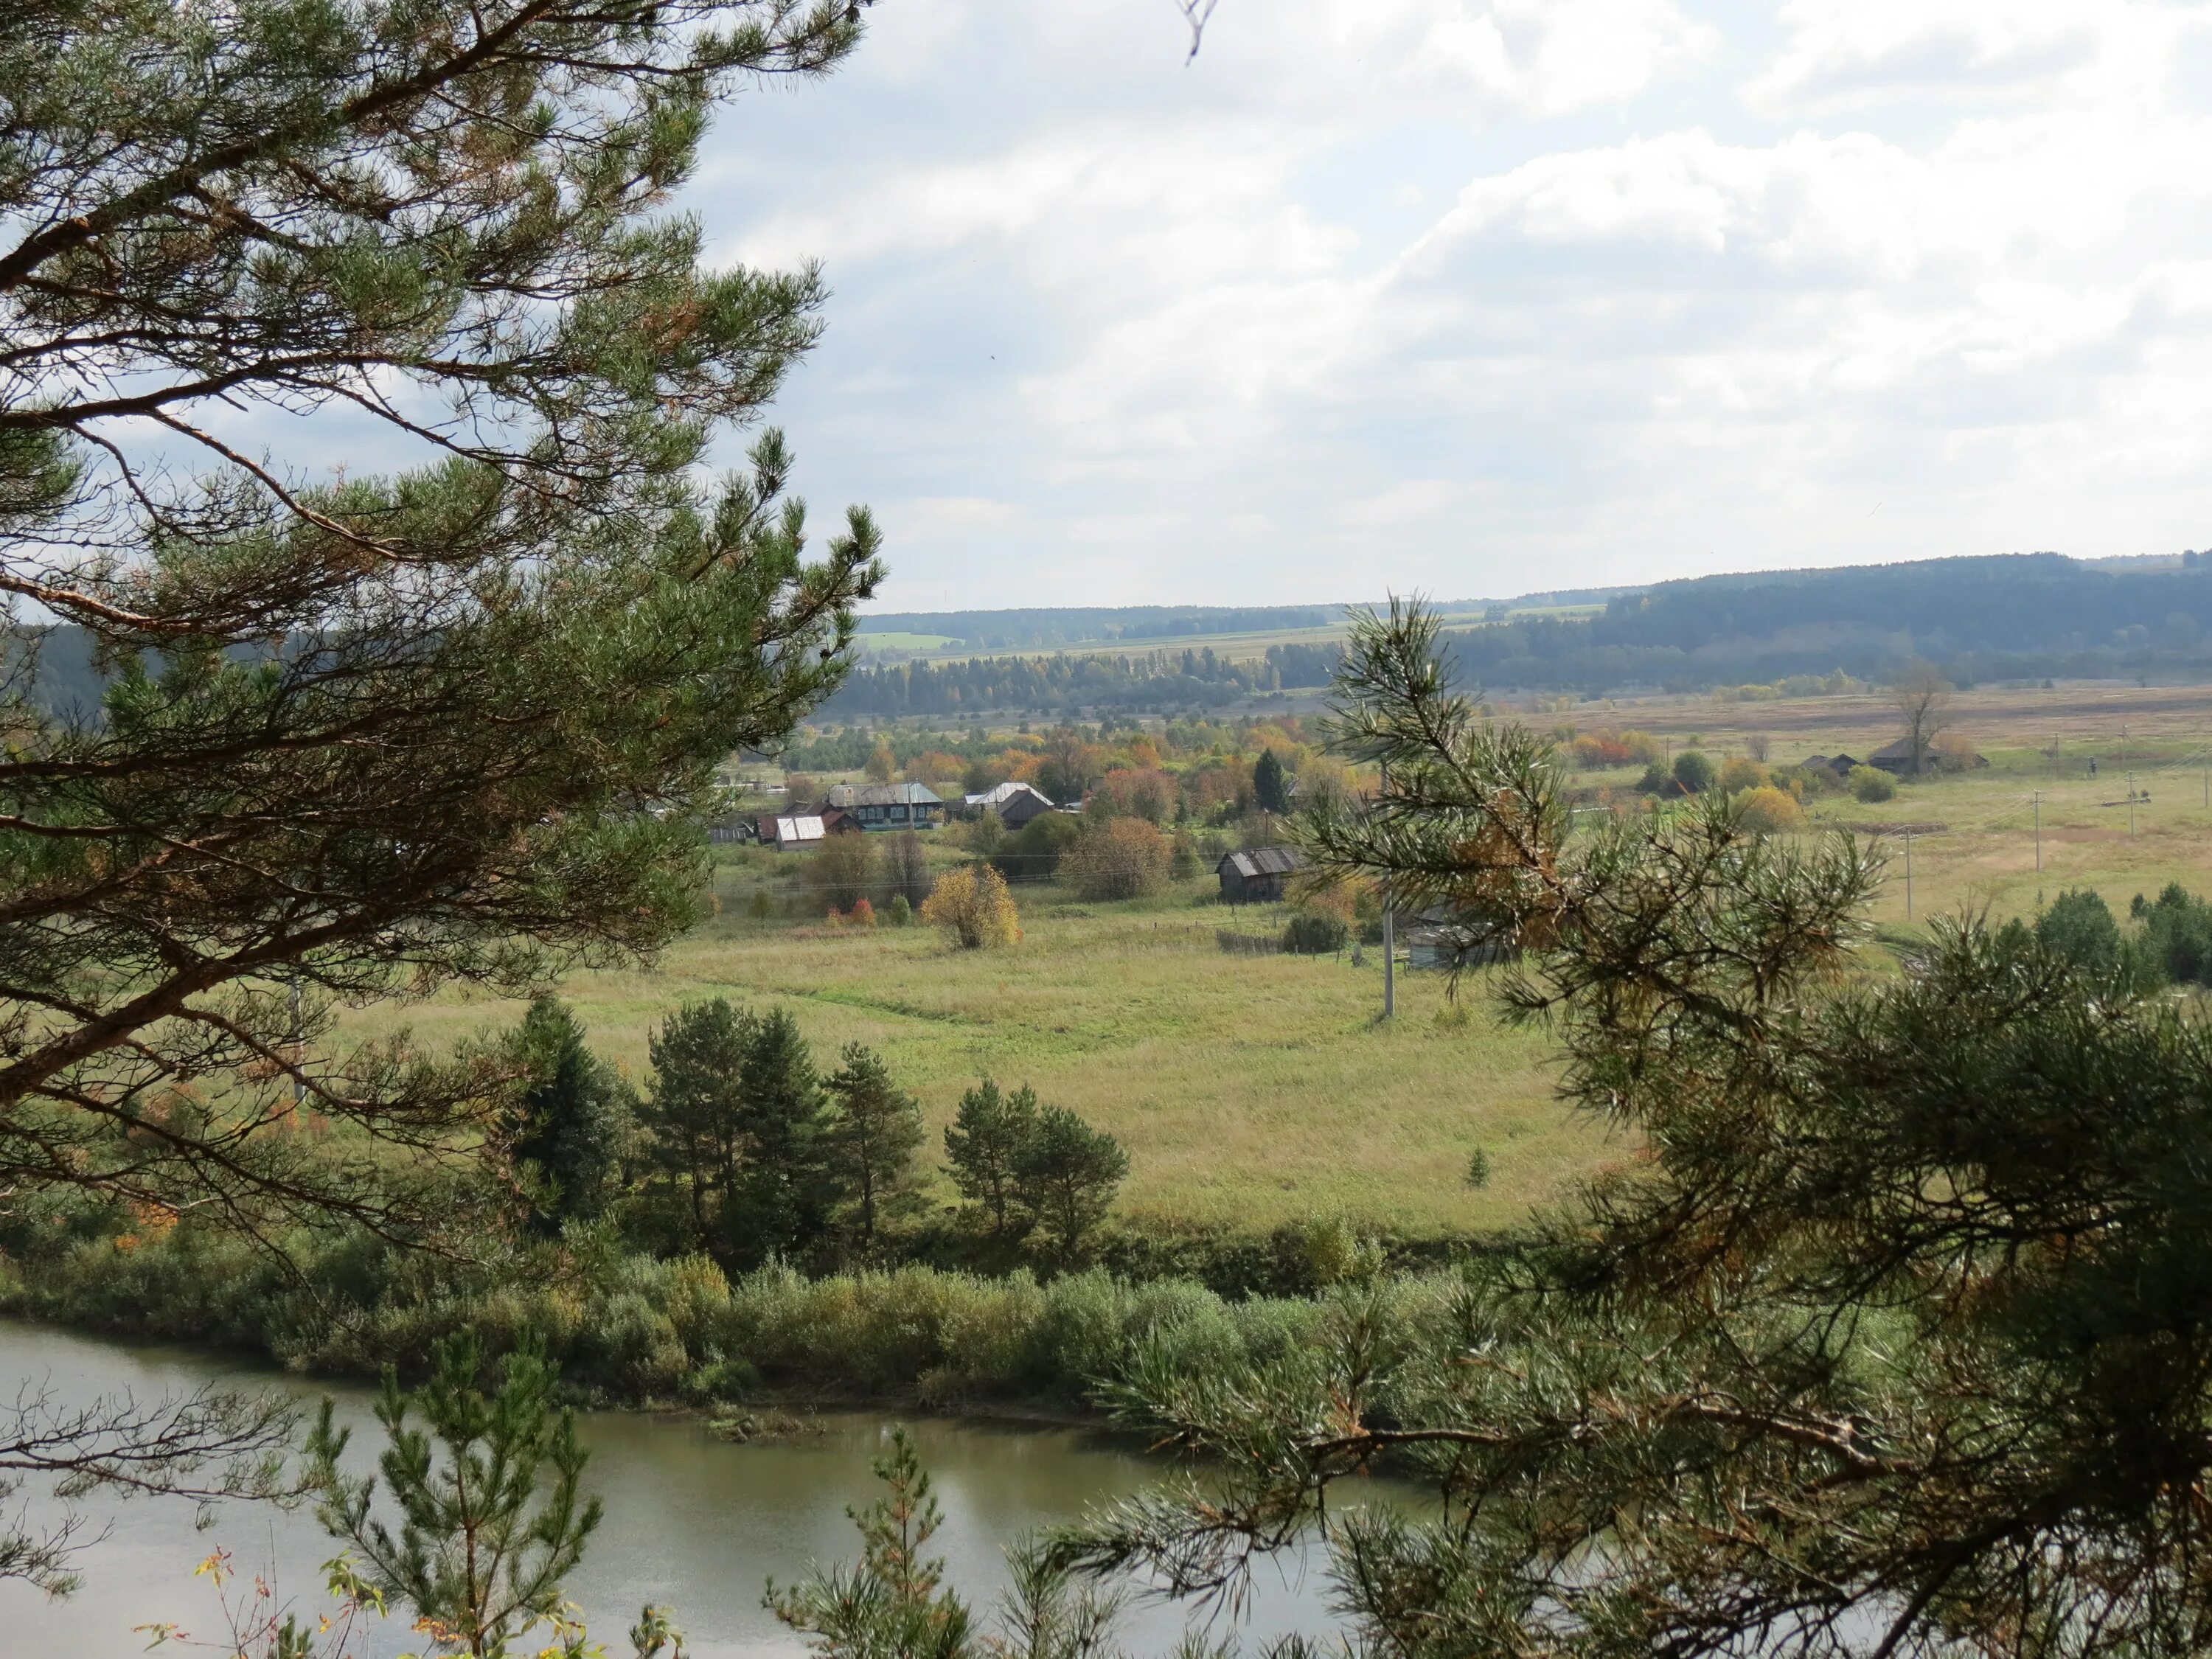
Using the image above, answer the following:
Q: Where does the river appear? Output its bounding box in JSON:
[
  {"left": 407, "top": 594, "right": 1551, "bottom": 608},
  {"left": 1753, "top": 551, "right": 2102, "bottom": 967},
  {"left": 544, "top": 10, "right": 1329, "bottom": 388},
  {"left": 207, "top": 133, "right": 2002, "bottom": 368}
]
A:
[{"left": 0, "top": 1321, "right": 1352, "bottom": 1657}]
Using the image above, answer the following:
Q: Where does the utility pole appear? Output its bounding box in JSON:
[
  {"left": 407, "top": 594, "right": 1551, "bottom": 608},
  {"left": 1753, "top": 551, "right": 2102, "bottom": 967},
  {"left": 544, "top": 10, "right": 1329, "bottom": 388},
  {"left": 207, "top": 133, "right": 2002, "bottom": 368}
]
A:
[
  {"left": 1904, "top": 830, "right": 1914, "bottom": 922},
  {"left": 2033, "top": 790, "right": 2041, "bottom": 873},
  {"left": 1380, "top": 759, "right": 1395, "bottom": 1021}
]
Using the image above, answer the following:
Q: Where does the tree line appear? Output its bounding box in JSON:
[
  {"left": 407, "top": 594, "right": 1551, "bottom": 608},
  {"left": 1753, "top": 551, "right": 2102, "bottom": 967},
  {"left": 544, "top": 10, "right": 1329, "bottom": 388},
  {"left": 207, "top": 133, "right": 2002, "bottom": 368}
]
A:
[
  {"left": 814, "top": 554, "right": 2212, "bottom": 718},
  {"left": 511, "top": 997, "right": 1127, "bottom": 1269}
]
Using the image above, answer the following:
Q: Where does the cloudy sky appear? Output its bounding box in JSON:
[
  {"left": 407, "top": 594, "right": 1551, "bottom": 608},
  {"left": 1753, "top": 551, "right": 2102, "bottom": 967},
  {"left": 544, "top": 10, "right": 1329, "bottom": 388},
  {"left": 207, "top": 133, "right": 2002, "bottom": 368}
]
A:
[{"left": 697, "top": 0, "right": 2212, "bottom": 611}]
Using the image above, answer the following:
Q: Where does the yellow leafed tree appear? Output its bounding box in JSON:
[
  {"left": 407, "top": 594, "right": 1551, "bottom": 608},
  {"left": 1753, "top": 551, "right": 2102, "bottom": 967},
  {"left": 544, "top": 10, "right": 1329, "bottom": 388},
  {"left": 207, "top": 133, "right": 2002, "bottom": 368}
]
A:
[{"left": 921, "top": 865, "right": 1021, "bottom": 949}]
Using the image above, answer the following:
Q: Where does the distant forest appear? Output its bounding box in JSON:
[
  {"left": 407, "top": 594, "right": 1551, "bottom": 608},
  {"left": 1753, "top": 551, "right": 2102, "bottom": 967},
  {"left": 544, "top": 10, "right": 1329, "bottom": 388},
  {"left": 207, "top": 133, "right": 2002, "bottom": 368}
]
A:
[
  {"left": 821, "top": 554, "right": 2212, "bottom": 717},
  {"left": 20, "top": 555, "right": 2212, "bottom": 725}
]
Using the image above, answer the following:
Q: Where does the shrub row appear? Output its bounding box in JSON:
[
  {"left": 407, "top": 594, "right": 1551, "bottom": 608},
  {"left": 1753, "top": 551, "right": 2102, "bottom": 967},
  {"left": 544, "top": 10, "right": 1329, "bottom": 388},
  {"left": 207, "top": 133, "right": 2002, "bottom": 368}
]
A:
[{"left": 0, "top": 1222, "right": 1472, "bottom": 1412}]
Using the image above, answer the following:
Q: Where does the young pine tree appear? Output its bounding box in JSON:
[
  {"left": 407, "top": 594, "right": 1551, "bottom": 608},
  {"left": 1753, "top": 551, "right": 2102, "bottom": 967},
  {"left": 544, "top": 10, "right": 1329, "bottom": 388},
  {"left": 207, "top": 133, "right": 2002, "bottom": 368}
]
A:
[
  {"left": 824, "top": 1044, "right": 926, "bottom": 1248},
  {"left": 942, "top": 1079, "right": 1038, "bottom": 1234},
  {"left": 308, "top": 1334, "right": 605, "bottom": 1659},
  {"left": 768, "top": 1427, "right": 971, "bottom": 1659},
  {"left": 510, "top": 998, "right": 632, "bottom": 1237},
  {"left": 1014, "top": 1107, "right": 1128, "bottom": 1259}
]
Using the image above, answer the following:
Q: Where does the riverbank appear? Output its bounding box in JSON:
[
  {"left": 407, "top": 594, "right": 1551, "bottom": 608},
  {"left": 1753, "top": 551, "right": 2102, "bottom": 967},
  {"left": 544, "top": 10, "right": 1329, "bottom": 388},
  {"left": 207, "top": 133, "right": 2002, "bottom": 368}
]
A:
[{"left": 0, "top": 1223, "right": 1472, "bottom": 1419}]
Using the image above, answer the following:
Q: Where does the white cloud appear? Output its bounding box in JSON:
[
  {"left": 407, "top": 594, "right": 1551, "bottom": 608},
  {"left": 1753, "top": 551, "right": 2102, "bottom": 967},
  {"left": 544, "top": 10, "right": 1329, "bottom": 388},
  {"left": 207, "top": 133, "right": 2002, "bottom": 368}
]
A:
[{"left": 684, "top": 0, "right": 2212, "bottom": 608}]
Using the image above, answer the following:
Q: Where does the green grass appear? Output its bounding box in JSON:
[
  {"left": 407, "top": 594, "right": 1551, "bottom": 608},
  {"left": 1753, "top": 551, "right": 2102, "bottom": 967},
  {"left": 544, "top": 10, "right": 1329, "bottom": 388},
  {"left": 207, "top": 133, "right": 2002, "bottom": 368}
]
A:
[{"left": 358, "top": 884, "right": 1610, "bottom": 1239}]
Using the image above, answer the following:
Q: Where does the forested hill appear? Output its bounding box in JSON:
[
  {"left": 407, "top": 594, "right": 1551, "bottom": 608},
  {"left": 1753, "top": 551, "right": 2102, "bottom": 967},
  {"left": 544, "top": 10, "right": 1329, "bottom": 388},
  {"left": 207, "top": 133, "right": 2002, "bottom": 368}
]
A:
[{"left": 821, "top": 554, "right": 2212, "bottom": 717}]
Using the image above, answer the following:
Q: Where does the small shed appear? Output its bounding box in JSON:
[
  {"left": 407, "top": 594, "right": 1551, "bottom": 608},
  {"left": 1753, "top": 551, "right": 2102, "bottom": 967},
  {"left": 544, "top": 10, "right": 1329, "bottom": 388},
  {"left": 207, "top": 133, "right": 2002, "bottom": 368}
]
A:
[
  {"left": 1217, "top": 846, "right": 1303, "bottom": 904},
  {"left": 1805, "top": 753, "right": 1860, "bottom": 779},
  {"left": 762, "top": 813, "right": 826, "bottom": 851},
  {"left": 964, "top": 780, "right": 1055, "bottom": 828}
]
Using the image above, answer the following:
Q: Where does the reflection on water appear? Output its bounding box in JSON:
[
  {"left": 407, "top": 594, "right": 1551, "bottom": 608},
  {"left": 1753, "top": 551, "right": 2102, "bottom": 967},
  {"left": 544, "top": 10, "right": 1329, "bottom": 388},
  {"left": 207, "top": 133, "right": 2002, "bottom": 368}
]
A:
[{"left": 0, "top": 1321, "right": 1349, "bottom": 1657}]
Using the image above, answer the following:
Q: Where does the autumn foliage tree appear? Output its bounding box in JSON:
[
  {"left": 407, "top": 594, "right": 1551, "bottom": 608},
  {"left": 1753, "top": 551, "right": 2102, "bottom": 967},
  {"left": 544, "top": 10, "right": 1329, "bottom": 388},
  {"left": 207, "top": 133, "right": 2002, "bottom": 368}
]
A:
[
  {"left": 921, "top": 866, "right": 1020, "bottom": 950},
  {"left": 1060, "top": 819, "right": 1169, "bottom": 901}
]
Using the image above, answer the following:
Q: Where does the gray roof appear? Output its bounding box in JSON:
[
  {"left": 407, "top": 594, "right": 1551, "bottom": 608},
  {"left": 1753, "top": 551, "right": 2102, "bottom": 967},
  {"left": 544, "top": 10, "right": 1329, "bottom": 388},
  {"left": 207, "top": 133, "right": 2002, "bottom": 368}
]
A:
[
  {"left": 823, "top": 782, "right": 943, "bottom": 807},
  {"left": 1219, "top": 847, "right": 1303, "bottom": 880}
]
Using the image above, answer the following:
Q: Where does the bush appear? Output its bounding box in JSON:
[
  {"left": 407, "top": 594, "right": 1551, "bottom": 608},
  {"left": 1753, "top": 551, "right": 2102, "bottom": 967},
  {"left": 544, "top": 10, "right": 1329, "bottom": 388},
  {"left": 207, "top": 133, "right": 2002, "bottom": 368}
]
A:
[
  {"left": 921, "top": 864, "right": 1021, "bottom": 949},
  {"left": 992, "top": 810, "right": 1082, "bottom": 884},
  {"left": 1169, "top": 827, "right": 1200, "bottom": 880},
  {"left": 1736, "top": 785, "right": 1808, "bottom": 835},
  {"left": 1718, "top": 757, "right": 1769, "bottom": 794},
  {"left": 1849, "top": 765, "right": 1896, "bottom": 802},
  {"left": 810, "top": 832, "right": 876, "bottom": 914},
  {"left": 1060, "top": 818, "right": 1170, "bottom": 901},
  {"left": 1281, "top": 910, "right": 1349, "bottom": 954},
  {"left": 1672, "top": 751, "right": 1715, "bottom": 793},
  {"left": 886, "top": 893, "right": 912, "bottom": 927}
]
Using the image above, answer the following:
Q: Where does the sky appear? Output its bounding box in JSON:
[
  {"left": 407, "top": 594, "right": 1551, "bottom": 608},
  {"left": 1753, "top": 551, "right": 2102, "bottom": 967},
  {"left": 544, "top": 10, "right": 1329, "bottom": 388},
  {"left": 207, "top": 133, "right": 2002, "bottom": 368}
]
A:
[{"left": 700, "top": 2, "right": 2212, "bottom": 609}]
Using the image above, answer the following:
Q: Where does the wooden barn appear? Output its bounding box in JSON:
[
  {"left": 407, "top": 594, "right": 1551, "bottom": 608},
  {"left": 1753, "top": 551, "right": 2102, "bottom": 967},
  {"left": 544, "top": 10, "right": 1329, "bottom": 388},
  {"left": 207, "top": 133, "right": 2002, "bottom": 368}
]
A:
[{"left": 1217, "top": 846, "right": 1303, "bottom": 904}]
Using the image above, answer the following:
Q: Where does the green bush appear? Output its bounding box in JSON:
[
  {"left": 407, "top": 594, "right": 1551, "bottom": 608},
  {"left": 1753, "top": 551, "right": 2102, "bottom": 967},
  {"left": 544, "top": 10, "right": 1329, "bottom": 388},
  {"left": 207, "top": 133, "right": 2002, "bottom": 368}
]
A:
[
  {"left": 1281, "top": 910, "right": 1349, "bottom": 954},
  {"left": 2135, "top": 883, "right": 2212, "bottom": 986},
  {"left": 1849, "top": 765, "right": 1896, "bottom": 802},
  {"left": 992, "top": 811, "right": 1083, "bottom": 883},
  {"left": 1672, "top": 751, "right": 1715, "bottom": 793}
]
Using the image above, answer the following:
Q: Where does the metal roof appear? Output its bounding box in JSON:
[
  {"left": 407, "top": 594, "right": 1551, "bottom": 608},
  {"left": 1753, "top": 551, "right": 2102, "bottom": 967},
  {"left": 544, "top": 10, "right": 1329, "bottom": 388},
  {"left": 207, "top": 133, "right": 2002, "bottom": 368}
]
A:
[
  {"left": 963, "top": 781, "right": 1053, "bottom": 808},
  {"left": 1219, "top": 847, "right": 1303, "bottom": 879},
  {"left": 773, "top": 814, "right": 826, "bottom": 843}
]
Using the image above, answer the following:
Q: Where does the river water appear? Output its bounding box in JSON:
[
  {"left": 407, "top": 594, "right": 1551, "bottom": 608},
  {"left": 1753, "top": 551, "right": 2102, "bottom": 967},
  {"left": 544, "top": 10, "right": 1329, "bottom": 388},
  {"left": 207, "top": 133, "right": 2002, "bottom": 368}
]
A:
[{"left": 0, "top": 1321, "right": 1352, "bottom": 1658}]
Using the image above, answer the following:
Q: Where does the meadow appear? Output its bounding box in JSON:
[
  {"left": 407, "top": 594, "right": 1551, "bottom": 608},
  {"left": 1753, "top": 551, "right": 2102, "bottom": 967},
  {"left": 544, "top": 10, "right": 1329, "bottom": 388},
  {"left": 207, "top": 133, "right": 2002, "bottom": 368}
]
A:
[
  {"left": 364, "top": 887, "right": 1607, "bottom": 1239},
  {"left": 361, "top": 681, "right": 2212, "bottom": 1245}
]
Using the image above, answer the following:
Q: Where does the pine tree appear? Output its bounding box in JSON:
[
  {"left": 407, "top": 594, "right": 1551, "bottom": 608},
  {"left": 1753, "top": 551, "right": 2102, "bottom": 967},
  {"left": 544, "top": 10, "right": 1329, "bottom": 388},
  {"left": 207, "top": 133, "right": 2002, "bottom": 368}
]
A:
[
  {"left": 509, "top": 998, "right": 632, "bottom": 1236},
  {"left": 637, "top": 998, "right": 758, "bottom": 1259},
  {"left": 942, "top": 1079, "right": 1038, "bottom": 1234},
  {"left": 308, "top": 1334, "right": 606, "bottom": 1658},
  {"left": 768, "top": 1427, "right": 970, "bottom": 1658},
  {"left": 726, "top": 1008, "right": 835, "bottom": 1267},
  {"left": 824, "top": 1044, "right": 925, "bottom": 1248},
  {"left": 1014, "top": 1106, "right": 1127, "bottom": 1259},
  {"left": 1251, "top": 747, "right": 1292, "bottom": 815},
  {"left": 1054, "top": 598, "right": 2212, "bottom": 1659},
  {"left": 0, "top": 0, "right": 880, "bottom": 1251}
]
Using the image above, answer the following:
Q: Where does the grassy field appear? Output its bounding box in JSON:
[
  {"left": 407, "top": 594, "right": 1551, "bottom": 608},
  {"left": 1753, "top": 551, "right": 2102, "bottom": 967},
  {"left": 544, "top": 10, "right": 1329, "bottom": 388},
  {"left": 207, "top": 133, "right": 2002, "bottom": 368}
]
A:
[
  {"left": 364, "top": 682, "right": 2212, "bottom": 1243},
  {"left": 1585, "top": 682, "right": 2212, "bottom": 929},
  {"left": 365, "top": 888, "right": 1610, "bottom": 1240}
]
